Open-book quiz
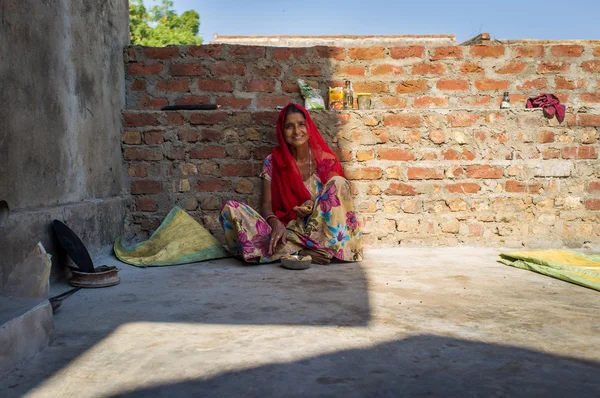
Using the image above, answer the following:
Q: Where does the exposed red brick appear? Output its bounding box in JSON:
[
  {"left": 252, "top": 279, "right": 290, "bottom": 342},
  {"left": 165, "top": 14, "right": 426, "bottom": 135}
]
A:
[
  {"left": 226, "top": 144, "right": 252, "bottom": 160},
  {"left": 138, "top": 95, "right": 168, "bottom": 109},
  {"left": 429, "top": 130, "right": 445, "bottom": 144},
  {"left": 144, "top": 47, "right": 179, "bottom": 59},
  {"left": 200, "top": 129, "right": 221, "bottom": 142},
  {"left": 123, "top": 131, "right": 141, "bottom": 145},
  {"left": 131, "top": 180, "right": 162, "bottom": 194},
  {"left": 505, "top": 180, "right": 542, "bottom": 193},
  {"left": 385, "top": 182, "right": 417, "bottom": 196},
  {"left": 124, "top": 112, "right": 160, "bottom": 127},
  {"left": 586, "top": 199, "right": 600, "bottom": 210},
  {"left": 594, "top": 47, "right": 600, "bottom": 57},
  {"left": 431, "top": 46, "right": 463, "bottom": 60},
  {"left": 516, "top": 79, "right": 548, "bottom": 90},
  {"left": 128, "top": 164, "right": 148, "bottom": 178},
  {"left": 459, "top": 62, "right": 484, "bottom": 75},
  {"left": 380, "top": 97, "right": 407, "bottom": 109},
  {"left": 579, "top": 115, "right": 600, "bottom": 127},
  {"left": 210, "top": 62, "right": 245, "bottom": 75},
  {"left": 446, "top": 183, "right": 481, "bottom": 193},
  {"left": 144, "top": 131, "right": 163, "bottom": 145},
  {"left": 333, "top": 148, "right": 353, "bottom": 162},
  {"left": 389, "top": 46, "right": 424, "bottom": 59},
  {"left": 345, "top": 167, "right": 383, "bottom": 180},
  {"left": 131, "top": 79, "right": 146, "bottom": 91},
  {"left": 282, "top": 80, "right": 301, "bottom": 93},
  {"left": 187, "top": 45, "right": 222, "bottom": 57},
  {"left": 353, "top": 81, "right": 389, "bottom": 93},
  {"left": 555, "top": 77, "right": 586, "bottom": 90},
  {"left": 197, "top": 178, "right": 232, "bottom": 192},
  {"left": 221, "top": 163, "right": 259, "bottom": 177},
  {"left": 156, "top": 80, "right": 190, "bottom": 92},
  {"left": 466, "top": 165, "right": 504, "bottom": 179},
  {"left": 542, "top": 148, "right": 560, "bottom": 159},
  {"left": 378, "top": 149, "right": 415, "bottom": 161},
  {"left": 475, "top": 79, "right": 509, "bottom": 91},
  {"left": 197, "top": 79, "right": 233, "bottom": 92},
  {"left": 442, "top": 149, "right": 460, "bottom": 160},
  {"left": 412, "top": 63, "right": 446, "bottom": 75},
  {"left": 178, "top": 130, "right": 199, "bottom": 142},
  {"left": 170, "top": 63, "right": 205, "bottom": 76},
  {"left": 537, "top": 62, "right": 569, "bottom": 74},
  {"left": 421, "top": 151, "right": 438, "bottom": 160},
  {"left": 253, "top": 65, "right": 281, "bottom": 77},
  {"left": 496, "top": 62, "right": 526, "bottom": 74},
  {"left": 407, "top": 167, "right": 444, "bottom": 180},
  {"left": 588, "top": 181, "right": 600, "bottom": 193},
  {"left": 174, "top": 95, "right": 211, "bottom": 105},
  {"left": 189, "top": 146, "right": 227, "bottom": 159},
  {"left": 470, "top": 45, "right": 505, "bottom": 58},
  {"left": 257, "top": 95, "right": 292, "bottom": 108},
  {"left": 580, "top": 93, "right": 600, "bottom": 104},
  {"left": 189, "top": 112, "right": 228, "bottom": 125},
  {"left": 166, "top": 147, "right": 185, "bottom": 160},
  {"left": 128, "top": 63, "right": 162, "bottom": 75},
  {"left": 228, "top": 46, "right": 265, "bottom": 58},
  {"left": 123, "top": 148, "right": 162, "bottom": 161},
  {"left": 436, "top": 79, "right": 469, "bottom": 91},
  {"left": 551, "top": 45, "right": 584, "bottom": 57},
  {"left": 167, "top": 111, "right": 184, "bottom": 126},
  {"left": 356, "top": 150, "right": 375, "bottom": 161},
  {"left": 253, "top": 111, "right": 279, "bottom": 125},
  {"left": 291, "top": 65, "right": 322, "bottom": 76},
  {"left": 338, "top": 65, "right": 366, "bottom": 76},
  {"left": 384, "top": 114, "right": 421, "bottom": 127},
  {"left": 537, "top": 131, "right": 555, "bottom": 143},
  {"left": 395, "top": 80, "right": 428, "bottom": 94},
  {"left": 273, "top": 48, "right": 305, "bottom": 60},
  {"left": 244, "top": 79, "right": 275, "bottom": 92},
  {"left": 414, "top": 96, "right": 448, "bottom": 108},
  {"left": 371, "top": 64, "right": 404, "bottom": 75},
  {"left": 460, "top": 96, "right": 492, "bottom": 107},
  {"left": 514, "top": 45, "right": 544, "bottom": 58},
  {"left": 468, "top": 224, "right": 484, "bottom": 237},
  {"left": 216, "top": 97, "right": 252, "bottom": 109},
  {"left": 135, "top": 197, "right": 157, "bottom": 212},
  {"left": 446, "top": 113, "right": 481, "bottom": 127},
  {"left": 562, "top": 146, "right": 598, "bottom": 159},
  {"left": 316, "top": 46, "right": 345, "bottom": 60},
  {"left": 349, "top": 47, "right": 385, "bottom": 60}
]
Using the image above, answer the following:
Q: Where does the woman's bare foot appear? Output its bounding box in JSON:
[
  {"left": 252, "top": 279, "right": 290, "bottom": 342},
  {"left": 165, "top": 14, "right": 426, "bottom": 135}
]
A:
[{"left": 299, "top": 249, "right": 331, "bottom": 265}]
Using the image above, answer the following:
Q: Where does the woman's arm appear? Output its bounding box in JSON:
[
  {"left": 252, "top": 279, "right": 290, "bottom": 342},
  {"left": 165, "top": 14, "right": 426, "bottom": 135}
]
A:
[{"left": 262, "top": 179, "right": 287, "bottom": 255}]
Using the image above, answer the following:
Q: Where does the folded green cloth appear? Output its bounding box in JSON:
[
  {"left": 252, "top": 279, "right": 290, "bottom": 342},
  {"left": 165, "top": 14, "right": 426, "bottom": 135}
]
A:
[{"left": 499, "top": 250, "right": 600, "bottom": 292}]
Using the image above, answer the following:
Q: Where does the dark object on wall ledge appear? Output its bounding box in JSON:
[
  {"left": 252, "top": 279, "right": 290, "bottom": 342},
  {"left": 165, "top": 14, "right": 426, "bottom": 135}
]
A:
[
  {"left": 526, "top": 94, "right": 566, "bottom": 123},
  {"left": 52, "top": 220, "right": 95, "bottom": 273},
  {"left": 161, "top": 104, "right": 218, "bottom": 111}
]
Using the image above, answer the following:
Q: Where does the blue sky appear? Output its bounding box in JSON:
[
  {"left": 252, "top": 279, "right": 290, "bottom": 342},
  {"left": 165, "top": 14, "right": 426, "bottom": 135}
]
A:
[{"left": 142, "top": 0, "right": 600, "bottom": 44}]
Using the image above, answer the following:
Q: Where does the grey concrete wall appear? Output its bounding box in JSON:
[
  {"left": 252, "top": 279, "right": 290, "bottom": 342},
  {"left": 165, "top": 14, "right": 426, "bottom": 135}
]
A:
[{"left": 0, "top": 0, "right": 129, "bottom": 287}]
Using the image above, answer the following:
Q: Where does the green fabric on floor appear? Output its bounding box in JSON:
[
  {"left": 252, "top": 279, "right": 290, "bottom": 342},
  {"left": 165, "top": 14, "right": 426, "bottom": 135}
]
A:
[
  {"left": 499, "top": 250, "right": 600, "bottom": 292},
  {"left": 114, "top": 207, "right": 229, "bottom": 267}
]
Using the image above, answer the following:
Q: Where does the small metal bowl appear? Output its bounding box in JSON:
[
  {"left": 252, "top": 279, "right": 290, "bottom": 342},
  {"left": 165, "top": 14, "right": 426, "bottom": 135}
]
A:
[
  {"left": 69, "top": 265, "right": 120, "bottom": 288},
  {"left": 281, "top": 255, "right": 312, "bottom": 270}
]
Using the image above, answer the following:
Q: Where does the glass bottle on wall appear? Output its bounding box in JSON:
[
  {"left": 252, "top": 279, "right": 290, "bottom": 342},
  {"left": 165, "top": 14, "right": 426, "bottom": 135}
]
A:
[
  {"left": 500, "top": 92, "right": 510, "bottom": 109},
  {"left": 343, "top": 80, "right": 354, "bottom": 109}
]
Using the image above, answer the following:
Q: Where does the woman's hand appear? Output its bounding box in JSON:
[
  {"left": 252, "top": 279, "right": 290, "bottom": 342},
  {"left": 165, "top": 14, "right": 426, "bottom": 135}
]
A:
[
  {"left": 293, "top": 200, "right": 314, "bottom": 218},
  {"left": 268, "top": 219, "right": 287, "bottom": 255}
]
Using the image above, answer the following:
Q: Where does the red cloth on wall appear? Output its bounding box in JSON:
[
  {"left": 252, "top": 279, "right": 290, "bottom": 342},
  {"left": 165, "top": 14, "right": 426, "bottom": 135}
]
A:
[{"left": 526, "top": 94, "right": 566, "bottom": 123}]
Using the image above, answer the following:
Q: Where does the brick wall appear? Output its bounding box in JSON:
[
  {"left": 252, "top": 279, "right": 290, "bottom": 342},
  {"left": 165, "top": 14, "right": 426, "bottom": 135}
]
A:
[{"left": 123, "top": 42, "right": 600, "bottom": 248}]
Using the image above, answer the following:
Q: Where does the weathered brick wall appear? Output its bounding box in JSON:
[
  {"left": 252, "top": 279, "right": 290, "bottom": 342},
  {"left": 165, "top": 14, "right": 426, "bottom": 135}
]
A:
[{"left": 123, "top": 42, "right": 600, "bottom": 248}]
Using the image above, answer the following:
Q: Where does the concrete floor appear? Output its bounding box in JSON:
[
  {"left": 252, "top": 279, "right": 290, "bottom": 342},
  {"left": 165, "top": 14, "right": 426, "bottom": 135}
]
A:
[{"left": 1, "top": 247, "right": 600, "bottom": 397}]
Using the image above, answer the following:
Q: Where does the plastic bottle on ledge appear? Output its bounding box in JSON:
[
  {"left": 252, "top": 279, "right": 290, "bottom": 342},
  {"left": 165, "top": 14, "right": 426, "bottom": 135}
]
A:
[
  {"left": 343, "top": 80, "right": 354, "bottom": 109},
  {"left": 500, "top": 92, "right": 510, "bottom": 109}
]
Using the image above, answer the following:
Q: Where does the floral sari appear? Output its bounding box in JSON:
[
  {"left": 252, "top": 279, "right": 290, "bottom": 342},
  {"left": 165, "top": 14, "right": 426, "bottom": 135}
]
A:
[{"left": 219, "top": 154, "right": 363, "bottom": 264}]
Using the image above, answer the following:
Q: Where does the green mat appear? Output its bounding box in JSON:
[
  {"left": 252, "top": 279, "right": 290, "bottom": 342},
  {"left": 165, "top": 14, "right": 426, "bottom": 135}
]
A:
[
  {"left": 499, "top": 250, "right": 600, "bottom": 292},
  {"left": 114, "top": 207, "right": 229, "bottom": 267}
]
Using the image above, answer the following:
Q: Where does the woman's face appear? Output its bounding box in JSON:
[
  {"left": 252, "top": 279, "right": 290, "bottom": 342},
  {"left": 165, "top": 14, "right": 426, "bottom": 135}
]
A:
[{"left": 283, "top": 111, "right": 309, "bottom": 148}]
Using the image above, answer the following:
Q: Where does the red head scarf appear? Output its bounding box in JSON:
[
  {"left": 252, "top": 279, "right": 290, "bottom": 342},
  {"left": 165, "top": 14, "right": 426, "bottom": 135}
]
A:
[{"left": 271, "top": 103, "right": 344, "bottom": 225}]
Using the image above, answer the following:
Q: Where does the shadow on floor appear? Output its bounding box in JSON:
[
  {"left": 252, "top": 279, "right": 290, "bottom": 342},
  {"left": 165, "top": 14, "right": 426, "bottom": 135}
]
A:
[{"left": 109, "top": 334, "right": 600, "bottom": 397}]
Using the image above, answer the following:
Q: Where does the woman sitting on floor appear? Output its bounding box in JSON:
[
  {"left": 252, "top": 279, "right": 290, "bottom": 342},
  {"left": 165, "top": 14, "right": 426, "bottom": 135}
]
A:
[{"left": 219, "top": 103, "right": 362, "bottom": 265}]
